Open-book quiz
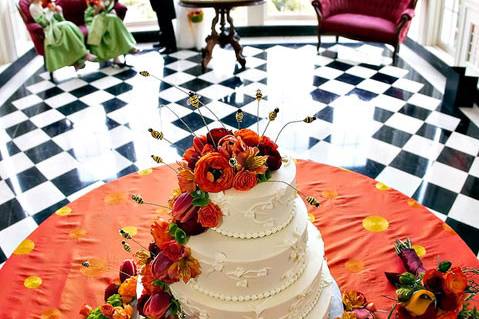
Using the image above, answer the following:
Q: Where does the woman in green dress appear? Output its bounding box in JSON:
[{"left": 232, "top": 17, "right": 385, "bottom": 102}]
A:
[
  {"left": 85, "top": 0, "right": 139, "bottom": 64},
  {"left": 29, "top": 0, "right": 96, "bottom": 71}
]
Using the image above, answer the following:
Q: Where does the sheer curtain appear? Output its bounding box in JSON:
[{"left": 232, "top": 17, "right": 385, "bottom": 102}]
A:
[{"left": 0, "top": 0, "right": 30, "bottom": 65}]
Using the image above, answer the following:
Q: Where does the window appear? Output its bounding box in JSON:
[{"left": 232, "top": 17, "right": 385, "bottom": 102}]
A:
[
  {"left": 265, "top": 0, "right": 315, "bottom": 23},
  {"left": 437, "top": 0, "right": 461, "bottom": 54},
  {"left": 122, "top": 0, "right": 156, "bottom": 26}
]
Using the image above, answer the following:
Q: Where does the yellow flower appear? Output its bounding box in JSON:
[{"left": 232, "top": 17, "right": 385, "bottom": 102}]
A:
[
  {"left": 404, "top": 290, "right": 436, "bottom": 316},
  {"left": 118, "top": 276, "right": 137, "bottom": 304},
  {"left": 343, "top": 290, "right": 368, "bottom": 311}
]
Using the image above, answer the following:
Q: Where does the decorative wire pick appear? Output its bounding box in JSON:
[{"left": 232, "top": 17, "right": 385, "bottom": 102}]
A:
[
  {"left": 264, "top": 180, "right": 321, "bottom": 208},
  {"left": 188, "top": 92, "right": 217, "bottom": 148},
  {"left": 261, "top": 107, "right": 279, "bottom": 137},
  {"left": 131, "top": 194, "right": 170, "bottom": 209},
  {"left": 119, "top": 229, "right": 154, "bottom": 258},
  {"left": 235, "top": 109, "right": 244, "bottom": 129},
  {"left": 275, "top": 116, "right": 316, "bottom": 143},
  {"left": 255, "top": 89, "right": 263, "bottom": 134},
  {"left": 148, "top": 128, "right": 173, "bottom": 144},
  {"left": 151, "top": 155, "right": 178, "bottom": 173},
  {"left": 81, "top": 260, "right": 136, "bottom": 279},
  {"left": 159, "top": 104, "right": 204, "bottom": 150}
]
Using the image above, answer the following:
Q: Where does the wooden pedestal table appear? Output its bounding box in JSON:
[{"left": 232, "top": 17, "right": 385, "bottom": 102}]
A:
[{"left": 180, "top": 0, "right": 265, "bottom": 70}]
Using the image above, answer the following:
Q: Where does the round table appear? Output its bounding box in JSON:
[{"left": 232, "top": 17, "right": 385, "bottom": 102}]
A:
[
  {"left": 0, "top": 160, "right": 477, "bottom": 318},
  {"left": 180, "top": 0, "right": 265, "bottom": 70}
]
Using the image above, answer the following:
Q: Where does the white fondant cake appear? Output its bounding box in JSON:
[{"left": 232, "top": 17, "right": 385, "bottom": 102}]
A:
[{"left": 165, "top": 158, "right": 340, "bottom": 319}]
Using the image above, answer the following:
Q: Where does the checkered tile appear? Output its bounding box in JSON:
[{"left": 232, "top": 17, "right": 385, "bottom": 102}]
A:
[{"left": 1, "top": 42, "right": 479, "bottom": 268}]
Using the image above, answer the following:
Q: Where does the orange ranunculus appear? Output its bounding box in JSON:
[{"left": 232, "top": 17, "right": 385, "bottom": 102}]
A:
[
  {"left": 168, "top": 247, "right": 201, "bottom": 283},
  {"left": 177, "top": 166, "right": 196, "bottom": 193},
  {"left": 235, "top": 129, "right": 260, "bottom": 146},
  {"left": 197, "top": 202, "right": 223, "bottom": 228},
  {"left": 112, "top": 306, "right": 131, "bottom": 319},
  {"left": 151, "top": 219, "right": 172, "bottom": 247},
  {"left": 183, "top": 146, "right": 201, "bottom": 170},
  {"left": 194, "top": 152, "right": 234, "bottom": 192},
  {"left": 159, "top": 240, "right": 185, "bottom": 261},
  {"left": 193, "top": 135, "right": 207, "bottom": 153},
  {"left": 118, "top": 276, "right": 137, "bottom": 304},
  {"left": 101, "top": 304, "right": 115, "bottom": 317},
  {"left": 342, "top": 290, "right": 368, "bottom": 311},
  {"left": 233, "top": 170, "right": 257, "bottom": 191},
  {"left": 443, "top": 267, "right": 467, "bottom": 295}
]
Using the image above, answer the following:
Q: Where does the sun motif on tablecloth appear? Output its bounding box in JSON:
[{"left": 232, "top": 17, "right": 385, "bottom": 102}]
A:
[
  {"left": 55, "top": 206, "right": 72, "bottom": 216},
  {"left": 308, "top": 212, "right": 316, "bottom": 223},
  {"left": 69, "top": 228, "right": 88, "bottom": 240},
  {"left": 321, "top": 190, "right": 338, "bottom": 200},
  {"left": 13, "top": 239, "right": 35, "bottom": 255},
  {"left": 138, "top": 168, "right": 153, "bottom": 176},
  {"left": 375, "top": 182, "right": 390, "bottom": 191},
  {"left": 121, "top": 226, "right": 138, "bottom": 238},
  {"left": 104, "top": 192, "right": 127, "bottom": 205},
  {"left": 80, "top": 258, "right": 107, "bottom": 277},
  {"left": 412, "top": 244, "right": 426, "bottom": 258},
  {"left": 41, "top": 308, "right": 61, "bottom": 319},
  {"left": 24, "top": 275, "right": 42, "bottom": 289},
  {"left": 345, "top": 259, "right": 364, "bottom": 273},
  {"left": 362, "top": 216, "right": 389, "bottom": 232}
]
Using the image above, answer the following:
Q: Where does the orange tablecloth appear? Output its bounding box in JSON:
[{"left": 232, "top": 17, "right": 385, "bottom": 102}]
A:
[{"left": 0, "top": 160, "right": 478, "bottom": 319}]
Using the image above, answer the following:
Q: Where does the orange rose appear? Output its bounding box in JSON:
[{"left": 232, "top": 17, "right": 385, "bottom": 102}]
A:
[
  {"left": 235, "top": 129, "right": 260, "bottom": 146},
  {"left": 233, "top": 170, "right": 257, "bottom": 191},
  {"left": 151, "top": 220, "right": 172, "bottom": 249},
  {"left": 118, "top": 276, "right": 137, "bottom": 304},
  {"left": 443, "top": 267, "right": 467, "bottom": 294},
  {"left": 100, "top": 304, "right": 115, "bottom": 317},
  {"left": 197, "top": 203, "right": 223, "bottom": 228},
  {"left": 194, "top": 152, "right": 234, "bottom": 192},
  {"left": 342, "top": 290, "right": 367, "bottom": 311}
]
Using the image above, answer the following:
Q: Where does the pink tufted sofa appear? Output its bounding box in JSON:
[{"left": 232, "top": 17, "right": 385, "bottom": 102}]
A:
[{"left": 311, "top": 0, "right": 417, "bottom": 62}]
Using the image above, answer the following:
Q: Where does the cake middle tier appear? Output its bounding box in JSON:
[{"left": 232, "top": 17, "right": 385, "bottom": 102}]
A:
[{"left": 185, "top": 196, "right": 310, "bottom": 301}]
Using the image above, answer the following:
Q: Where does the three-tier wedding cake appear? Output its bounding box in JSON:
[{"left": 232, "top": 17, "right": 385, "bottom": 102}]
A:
[{"left": 169, "top": 157, "right": 337, "bottom": 319}]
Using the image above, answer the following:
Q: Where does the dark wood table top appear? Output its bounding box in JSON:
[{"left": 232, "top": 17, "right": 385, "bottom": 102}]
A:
[{"left": 179, "top": 0, "right": 265, "bottom": 8}]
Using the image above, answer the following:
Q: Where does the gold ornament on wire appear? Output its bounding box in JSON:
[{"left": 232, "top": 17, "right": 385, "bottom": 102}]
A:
[
  {"left": 131, "top": 194, "right": 144, "bottom": 204},
  {"left": 139, "top": 71, "right": 150, "bottom": 77},
  {"left": 148, "top": 128, "right": 164, "bottom": 140},
  {"left": 122, "top": 240, "right": 132, "bottom": 253},
  {"left": 303, "top": 116, "right": 316, "bottom": 124},
  {"left": 269, "top": 108, "right": 279, "bottom": 121},
  {"left": 235, "top": 109, "right": 244, "bottom": 129},
  {"left": 119, "top": 228, "right": 132, "bottom": 240},
  {"left": 306, "top": 196, "right": 320, "bottom": 208},
  {"left": 255, "top": 89, "right": 263, "bottom": 101},
  {"left": 188, "top": 93, "right": 201, "bottom": 109},
  {"left": 275, "top": 115, "right": 317, "bottom": 143}
]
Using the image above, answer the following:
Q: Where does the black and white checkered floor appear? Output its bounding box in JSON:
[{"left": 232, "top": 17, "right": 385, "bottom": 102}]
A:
[{"left": 1, "top": 41, "right": 479, "bottom": 267}]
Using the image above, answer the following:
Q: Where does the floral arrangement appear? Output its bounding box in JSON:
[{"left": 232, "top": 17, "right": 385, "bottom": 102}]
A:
[
  {"left": 80, "top": 260, "right": 138, "bottom": 319},
  {"left": 81, "top": 78, "right": 320, "bottom": 318},
  {"left": 339, "top": 290, "right": 377, "bottom": 319},
  {"left": 187, "top": 10, "right": 204, "bottom": 23},
  {"left": 384, "top": 239, "right": 479, "bottom": 319}
]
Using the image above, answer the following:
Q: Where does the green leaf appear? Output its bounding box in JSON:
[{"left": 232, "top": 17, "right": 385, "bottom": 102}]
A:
[
  {"left": 107, "top": 294, "right": 123, "bottom": 307},
  {"left": 175, "top": 228, "right": 188, "bottom": 245},
  {"left": 168, "top": 223, "right": 178, "bottom": 236},
  {"left": 399, "top": 272, "right": 416, "bottom": 286},
  {"left": 153, "top": 279, "right": 167, "bottom": 288},
  {"left": 192, "top": 196, "right": 210, "bottom": 207},
  {"left": 438, "top": 261, "right": 452, "bottom": 272},
  {"left": 396, "top": 288, "right": 414, "bottom": 302},
  {"left": 87, "top": 308, "right": 109, "bottom": 319}
]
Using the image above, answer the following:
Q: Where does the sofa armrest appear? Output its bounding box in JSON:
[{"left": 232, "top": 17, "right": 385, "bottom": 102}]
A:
[
  {"left": 114, "top": 2, "right": 128, "bottom": 21},
  {"left": 311, "top": 0, "right": 332, "bottom": 22},
  {"left": 26, "top": 22, "right": 46, "bottom": 55},
  {"left": 396, "top": 8, "right": 415, "bottom": 26}
]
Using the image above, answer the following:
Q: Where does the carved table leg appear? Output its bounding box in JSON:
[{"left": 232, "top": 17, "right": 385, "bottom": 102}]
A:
[
  {"left": 226, "top": 8, "right": 246, "bottom": 68},
  {"left": 202, "top": 9, "right": 220, "bottom": 70}
]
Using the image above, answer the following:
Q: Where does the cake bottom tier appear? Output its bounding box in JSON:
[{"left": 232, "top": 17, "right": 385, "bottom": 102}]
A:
[{"left": 170, "top": 224, "right": 335, "bottom": 319}]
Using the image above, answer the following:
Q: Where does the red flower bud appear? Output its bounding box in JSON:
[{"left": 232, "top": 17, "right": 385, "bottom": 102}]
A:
[
  {"left": 143, "top": 291, "right": 171, "bottom": 319},
  {"left": 79, "top": 304, "right": 92, "bottom": 317},
  {"left": 104, "top": 282, "right": 119, "bottom": 301}
]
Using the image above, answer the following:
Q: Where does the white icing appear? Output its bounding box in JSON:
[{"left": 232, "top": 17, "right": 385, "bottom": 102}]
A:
[{"left": 209, "top": 157, "right": 297, "bottom": 239}]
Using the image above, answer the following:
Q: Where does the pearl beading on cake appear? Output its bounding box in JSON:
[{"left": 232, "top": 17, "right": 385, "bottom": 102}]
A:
[
  {"left": 211, "top": 206, "right": 296, "bottom": 239},
  {"left": 190, "top": 255, "right": 307, "bottom": 302}
]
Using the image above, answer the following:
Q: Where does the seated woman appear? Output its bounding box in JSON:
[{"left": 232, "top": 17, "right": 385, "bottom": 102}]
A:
[
  {"left": 29, "top": 0, "right": 96, "bottom": 71},
  {"left": 85, "top": 0, "right": 139, "bottom": 64}
]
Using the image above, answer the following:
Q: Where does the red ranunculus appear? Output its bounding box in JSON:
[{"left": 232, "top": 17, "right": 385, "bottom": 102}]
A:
[
  {"left": 143, "top": 291, "right": 171, "bottom": 319},
  {"left": 443, "top": 267, "right": 467, "bottom": 295},
  {"left": 259, "top": 135, "right": 278, "bottom": 151},
  {"left": 233, "top": 170, "right": 257, "bottom": 191},
  {"left": 197, "top": 202, "right": 223, "bottom": 228},
  {"left": 194, "top": 152, "right": 234, "bottom": 192},
  {"left": 207, "top": 128, "right": 233, "bottom": 146},
  {"left": 235, "top": 129, "right": 260, "bottom": 146},
  {"left": 159, "top": 240, "right": 185, "bottom": 261},
  {"left": 171, "top": 193, "right": 205, "bottom": 235},
  {"left": 119, "top": 259, "right": 137, "bottom": 283},
  {"left": 423, "top": 269, "right": 445, "bottom": 294},
  {"left": 266, "top": 149, "right": 282, "bottom": 171},
  {"left": 439, "top": 291, "right": 464, "bottom": 311},
  {"left": 193, "top": 135, "right": 207, "bottom": 153}
]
